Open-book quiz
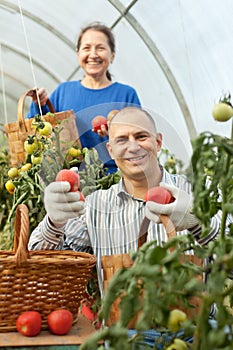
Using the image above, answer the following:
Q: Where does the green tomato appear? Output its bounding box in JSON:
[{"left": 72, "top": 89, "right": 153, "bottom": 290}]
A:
[
  {"left": 166, "top": 338, "right": 187, "bottom": 350},
  {"left": 38, "top": 121, "right": 53, "bottom": 136},
  {"left": 167, "top": 309, "right": 187, "bottom": 333},
  {"left": 68, "top": 147, "right": 82, "bottom": 158},
  {"left": 212, "top": 102, "right": 233, "bottom": 122},
  {"left": 31, "top": 154, "right": 43, "bottom": 164},
  {"left": 8, "top": 167, "right": 18, "bottom": 178},
  {"left": 24, "top": 140, "right": 38, "bottom": 155}
]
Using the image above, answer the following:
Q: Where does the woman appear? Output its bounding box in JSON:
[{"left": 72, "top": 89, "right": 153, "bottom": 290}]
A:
[{"left": 27, "top": 22, "right": 141, "bottom": 173}]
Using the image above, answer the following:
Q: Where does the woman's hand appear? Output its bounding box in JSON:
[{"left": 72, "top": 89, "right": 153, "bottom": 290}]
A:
[
  {"left": 96, "top": 124, "right": 109, "bottom": 137},
  {"left": 29, "top": 87, "right": 49, "bottom": 106}
]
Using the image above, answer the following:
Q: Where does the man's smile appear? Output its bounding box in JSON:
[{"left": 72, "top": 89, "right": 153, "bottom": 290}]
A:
[{"left": 124, "top": 154, "right": 147, "bottom": 162}]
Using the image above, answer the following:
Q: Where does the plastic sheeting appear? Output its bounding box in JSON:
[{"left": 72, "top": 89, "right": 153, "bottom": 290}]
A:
[{"left": 0, "top": 0, "right": 232, "bottom": 164}]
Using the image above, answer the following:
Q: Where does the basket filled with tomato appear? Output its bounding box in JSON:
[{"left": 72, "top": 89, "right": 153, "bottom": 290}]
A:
[
  {"left": 4, "top": 89, "right": 80, "bottom": 167},
  {"left": 0, "top": 203, "right": 96, "bottom": 332}
]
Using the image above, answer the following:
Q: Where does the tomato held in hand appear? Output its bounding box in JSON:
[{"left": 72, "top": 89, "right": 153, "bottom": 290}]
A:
[
  {"left": 55, "top": 169, "right": 80, "bottom": 192},
  {"left": 47, "top": 309, "right": 73, "bottom": 335},
  {"left": 77, "top": 190, "right": 85, "bottom": 202},
  {"left": 212, "top": 102, "right": 233, "bottom": 122},
  {"left": 145, "top": 186, "right": 175, "bottom": 204},
  {"left": 91, "top": 116, "right": 108, "bottom": 133},
  {"left": 16, "top": 311, "right": 42, "bottom": 337}
]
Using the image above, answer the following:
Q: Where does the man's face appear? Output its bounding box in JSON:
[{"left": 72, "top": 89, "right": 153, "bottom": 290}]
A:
[{"left": 107, "top": 110, "right": 162, "bottom": 181}]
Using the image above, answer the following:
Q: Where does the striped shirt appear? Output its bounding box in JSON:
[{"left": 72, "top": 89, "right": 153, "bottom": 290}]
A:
[{"left": 28, "top": 167, "right": 222, "bottom": 296}]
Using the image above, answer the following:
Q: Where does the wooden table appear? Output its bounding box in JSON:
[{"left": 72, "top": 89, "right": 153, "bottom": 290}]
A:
[{"left": 0, "top": 315, "right": 96, "bottom": 349}]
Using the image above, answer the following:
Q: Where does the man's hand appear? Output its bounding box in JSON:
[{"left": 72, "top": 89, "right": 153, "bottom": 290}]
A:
[
  {"left": 44, "top": 182, "right": 85, "bottom": 227},
  {"left": 145, "top": 183, "right": 199, "bottom": 231}
]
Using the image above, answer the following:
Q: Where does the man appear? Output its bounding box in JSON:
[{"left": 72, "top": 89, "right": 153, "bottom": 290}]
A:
[{"left": 28, "top": 107, "right": 220, "bottom": 298}]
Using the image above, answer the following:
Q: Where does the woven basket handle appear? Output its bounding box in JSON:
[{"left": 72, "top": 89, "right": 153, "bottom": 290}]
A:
[
  {"left": 138, "top": 215, "right": 176, "bottom": 250},
  {"left": 17, "top": 89, "right": 56, "bottom": 131},
  {"left": 13, "top": 204, "right": 30, "bottom": 265}
]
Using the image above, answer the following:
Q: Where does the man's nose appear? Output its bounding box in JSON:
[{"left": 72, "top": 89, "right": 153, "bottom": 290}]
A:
[{"left": 127, "top": 140, "right": 140, "bottom": 151}]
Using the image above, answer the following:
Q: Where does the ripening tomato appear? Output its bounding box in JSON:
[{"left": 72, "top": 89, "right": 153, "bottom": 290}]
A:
[
  {"left": 8, "top": 167, "right": 18, "bottom": 178},
  {"left": 212, "top": 102, "right": 233, "bottom": 122},
  {"left": 38, "top": 121, "right": 53, "bottom": 136},
  {"left": 145, "top": 186, "right": 175, "bottom": 204},
  {"left": 91, "top": 116, "right": 108, "bottom": 133},
  {"left": 47, "top": 309, "right": 73, "bottom": 335},
  {"left": 20, "top": 163, "right": 32, "bottom": 172},
  {"left": 5, "top": 180, "right": 15, "bottom": 194},
  {"left": 16, "top": 311, "right": 42, "bottom": 337},
  {"left": 55, "top": 169, "right": 80, "bottom": 192},
  {"left": 107, "top": 109, "right": 119, "bottom": 122}
]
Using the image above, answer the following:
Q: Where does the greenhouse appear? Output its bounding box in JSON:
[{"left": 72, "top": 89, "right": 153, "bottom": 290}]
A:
[{"left": 0, "top": 1, "right": 233, "bottom": 349}]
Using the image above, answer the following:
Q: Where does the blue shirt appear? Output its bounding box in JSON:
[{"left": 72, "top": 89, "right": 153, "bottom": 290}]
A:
[{"left": 27, "top": 81, "right": 141, "bottom": 173}]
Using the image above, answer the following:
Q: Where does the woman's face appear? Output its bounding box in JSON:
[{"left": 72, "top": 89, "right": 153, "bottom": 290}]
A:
[{"left": 78, "top": 29, "right": 115, "bottom": 79}]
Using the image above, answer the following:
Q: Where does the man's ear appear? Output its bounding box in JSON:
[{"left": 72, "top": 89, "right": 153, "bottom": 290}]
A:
[
  {"left": 156, "top": 133, "right": 163, "bottom": 152},
  {"left": 106, "top": 142, "right": 114, "bottom": 159}
]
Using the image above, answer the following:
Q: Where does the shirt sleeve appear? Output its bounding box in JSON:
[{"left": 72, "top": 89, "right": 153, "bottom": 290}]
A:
[
  {"left": 26, "top": 102, "right": 50, "bottom": 119},
  {"left": 28, "top": 214, "right": 92, "bottom": 253}
]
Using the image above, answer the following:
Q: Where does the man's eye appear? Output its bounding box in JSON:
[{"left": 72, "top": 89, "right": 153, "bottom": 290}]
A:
[
  {"left": 116, "top": 139, "right": 127, "bottom": 144},
  {"left": 137, "top": 135, "right": 147, "bottom": 140}
]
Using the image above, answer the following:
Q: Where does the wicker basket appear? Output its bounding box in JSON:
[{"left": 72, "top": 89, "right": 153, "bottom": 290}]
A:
[
  {"left": 4, "top": 89, "right": 80, "bottom": 166},
  {"left": 102, "top": 215, "right": 203, "bottom": 328},
  {"left": 0, "top": 204, "right": 96, "bottom": 332}
]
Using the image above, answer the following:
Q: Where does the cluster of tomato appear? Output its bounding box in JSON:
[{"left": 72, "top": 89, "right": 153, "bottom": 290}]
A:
[
  {"left": 5, "top": 118, "right": 54, "bottom": 195},
  {"left": 4, "top": 114, "right": 86, "bottom": 196},
  {"left": 16, "top": 309, "right": 73, "bottom": 337}
]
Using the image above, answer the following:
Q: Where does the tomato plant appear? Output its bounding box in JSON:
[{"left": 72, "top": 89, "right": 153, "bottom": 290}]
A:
[{"left": 79, "top": 97, "right": 233, "bottom": 350}]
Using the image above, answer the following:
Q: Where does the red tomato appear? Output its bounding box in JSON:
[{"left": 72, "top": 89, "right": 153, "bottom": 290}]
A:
[
  {"left": 5, "top": 179, "right": 15, "bottom": 194},
  {"left": 77, "top": 190, "right": 85, "bottom": 202},
  {"left": 55, "top": 169, "right": 80, "bottom": 192},
  {"left": 80, "top": 302, "right": 95, "bottom": 322},
  {"left": 47, "top": 309, "right": 73, "bottom": 335},
  {"left": 145, "top": 186, "right": 175, "bottom": 204},
  {"left": 91, "top": 116, "right": 108, "bottom": 133},
  {"left": 107, "top": 109, "right": 119, "bottom": 122},
  {"left": 16, "top": 311, "right": 42, "bottom": 337}
]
